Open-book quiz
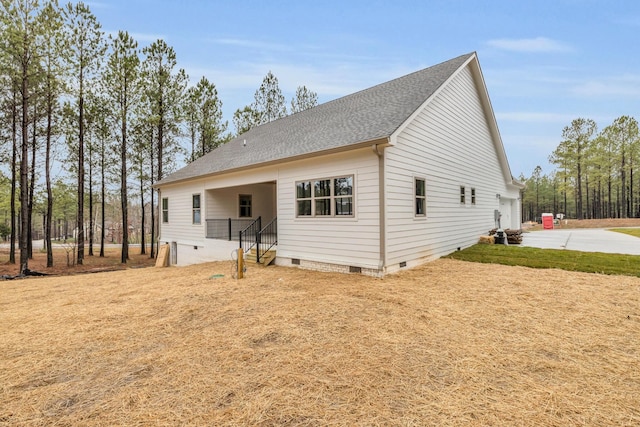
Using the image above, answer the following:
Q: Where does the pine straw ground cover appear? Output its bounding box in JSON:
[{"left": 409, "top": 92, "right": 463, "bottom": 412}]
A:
[{"left": 1, "top": 259, "right": 639, "bottom": 426}]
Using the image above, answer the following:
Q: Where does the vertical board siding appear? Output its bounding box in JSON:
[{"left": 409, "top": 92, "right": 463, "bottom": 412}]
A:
[{"left": 385, "top": 65, "right": 519, "bottom": 266}]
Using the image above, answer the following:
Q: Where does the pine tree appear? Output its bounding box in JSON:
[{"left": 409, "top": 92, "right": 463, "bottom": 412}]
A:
[
  {"left": 0, "top": 0, "right": 48, "bottom": 274},
  {"left": 103, "top": 31, "right": 140, "bottom": 263},
  {"left": 63, "top": 1, "right": 106, "bottom": 264},
  {"left": 232, "top": 70, "right": 287, "bottom": 135},
  {"left": 141, "top": 40, "right": 187, "bottom": 257},
  {"left": 252, "top": 70, "right": 286, "bottom": 124},
  {"left": 290, "top": 85, "right": 318, "bottom": 114},
  {"left": 40, "top": 1, "right": 64, "bottom": 267}
]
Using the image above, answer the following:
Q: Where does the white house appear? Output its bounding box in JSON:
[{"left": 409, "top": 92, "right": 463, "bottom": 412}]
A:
[{"left": 155, "top": 52, "right": 523, "bottom": 276}]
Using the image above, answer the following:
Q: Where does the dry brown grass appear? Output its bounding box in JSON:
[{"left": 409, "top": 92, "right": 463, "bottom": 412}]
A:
[{"left": 2, "top": 259, "right": 639, "bottom": 426}]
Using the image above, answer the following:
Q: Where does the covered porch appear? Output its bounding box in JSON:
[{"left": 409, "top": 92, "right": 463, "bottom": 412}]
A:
[{"left": 203, "top": 181, "right": 278, "bottom": 263}]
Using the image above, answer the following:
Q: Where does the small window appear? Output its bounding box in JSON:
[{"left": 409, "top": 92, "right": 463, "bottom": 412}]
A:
[
  {"left": 460, "top": 186, "right": 466, "bottom": 204},
  {"left": 192, "top": 194, "right": 201, "bottom": 224},
  {"left": 296, "top": 181, "right": 312, "bottom": 216},
  {"left": 162, "top": 197, "right": 169, "bottom": 223},
  {"left": 334, "top": 176, "right": 353, "bottom": 216},
  {"left": 314, "top": 179, "right": 331, "bottom": 216},
  {"left": 415, "top": 178, "right": 426, "bottom": 216},
  {"left": 239, "top": 194, "right": 252, "bottom": 218},
  {"left": 471, "top": 188, "right": 476, "bottom": 205}
]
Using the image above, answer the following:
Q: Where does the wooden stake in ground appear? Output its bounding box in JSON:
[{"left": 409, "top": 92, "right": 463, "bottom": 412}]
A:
[{"left": 237, "top": 248, "right": 244, "bottom": 279}]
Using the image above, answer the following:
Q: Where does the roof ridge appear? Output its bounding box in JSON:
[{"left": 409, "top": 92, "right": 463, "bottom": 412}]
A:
[{"left": 157, "top": 52, "right": 475, "bottom": 187}]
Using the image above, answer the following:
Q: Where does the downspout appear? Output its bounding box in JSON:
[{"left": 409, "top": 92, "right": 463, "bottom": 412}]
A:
[
  {"left": 372, "top": 142, "right": 387, "bottom": 274},
  {"left": 157, "top": 188, "right": 162, "bottom": 248}
]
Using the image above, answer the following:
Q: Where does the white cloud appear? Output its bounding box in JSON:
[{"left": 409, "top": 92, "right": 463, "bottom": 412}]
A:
[
  {"left": 571, "top": 74, "right": 640, "bottom": 97},
  {"left": 496, "top": 112, "right": 578, "bottom": 123},
  {"left": 209, "top": 38, "right": 292, "bottom": 52},
  {"left": 129, "top": 32, "right": 166, "bottom": 43},
  {"left": 486, "top": 37, "right": 571, "bottom": 53}
]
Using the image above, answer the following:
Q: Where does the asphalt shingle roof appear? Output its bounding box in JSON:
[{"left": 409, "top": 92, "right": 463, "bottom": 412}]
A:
[{"left": 157, "top": 52, "right": 474, "bottom": 186}]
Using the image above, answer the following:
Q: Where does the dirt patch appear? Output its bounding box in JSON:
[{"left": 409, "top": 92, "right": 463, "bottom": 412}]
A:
[
  {"left": 0, "top": 246, "right": 156, "bottom": 277},
  {"left": 1, "top": 259, "right": 639, "bottom": 425}
]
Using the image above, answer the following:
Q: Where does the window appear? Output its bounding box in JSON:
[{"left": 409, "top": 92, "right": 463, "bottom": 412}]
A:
[
  {"left": 334, "top": 177, "right": 353, "bottom": 216},
  {"left": 314, "top": 179, "right": 331, "bottom": 216},
  {"left": 239, "top": 194, "right": 252, "bottom": 218},
  {"left": 415, "top": 178, "right": 426, "bottom": 216},
  {"left": 296, "top": 182, "right": 312, "bottom": 216},
  {"left": 192, "top": 194, "right": 201, "bottom": 224},
  {"left": 296, "top": 175, "right": 353, "bottom": 217},
  {"left": 162, "top": 197, "right": 169, "bottom": 223},
  {"left": 460, "top": 186, "right": 466, "bottom": 204},
  {"left": 471, "top": 188, "right": 476, "bottom": 205}
]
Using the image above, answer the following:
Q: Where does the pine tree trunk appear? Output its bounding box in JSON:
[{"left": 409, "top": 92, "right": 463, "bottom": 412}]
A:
[
  {"left": 121, "top": 109, "right": 129, "bottom": 264},
  {"left": 19, "top": 55, "right": 30, "bottom": 275},
  {"left": 140, "top": 164, "right": 146, "bottom": 255},
  {"left": 100, "top": 139, "right": 105, "bottom": 257},
  {"left": 10, "top": 88, "right": 17, "bottom": 264},
  {"left": 28, "top": 106, "right": 36, "bottom": 259},
  {"left": 77, "top": 91, "right": 85, "bottom": 264},
  {"left": 89, "top": 142, "right": 94, "bottom": 256}
]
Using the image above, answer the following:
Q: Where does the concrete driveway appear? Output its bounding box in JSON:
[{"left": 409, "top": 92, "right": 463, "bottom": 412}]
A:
[{"left": 519, "top": 228, "right": 640, "bottom": 255}]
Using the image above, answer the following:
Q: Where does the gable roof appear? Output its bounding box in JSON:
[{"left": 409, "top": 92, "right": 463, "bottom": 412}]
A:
[{"left": 157, "top": 52, "right": 476, "bottom": 186}]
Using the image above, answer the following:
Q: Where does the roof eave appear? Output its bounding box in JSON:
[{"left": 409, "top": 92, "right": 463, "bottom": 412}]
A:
[{"left": 154, "top": 137, "right": 390, "bottom": 189}]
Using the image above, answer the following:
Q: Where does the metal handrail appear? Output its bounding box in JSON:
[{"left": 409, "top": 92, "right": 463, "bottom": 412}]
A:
[
  {"left": 256, "top": 217, "right": 277, "bottom": 263},
  {"left": 239, "top": 216, "right": 261, "bottom": 252}
]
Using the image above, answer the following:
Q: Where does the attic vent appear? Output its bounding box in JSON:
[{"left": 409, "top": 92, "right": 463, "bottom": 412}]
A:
[
  {"left": 291, "top": 258, "right": 300, "bottom": 265},
  {"left": 399, "top": 261, "right": 407, "bottom": 268},
  {"left": 349, "top": 266, "right": 362, "bottom": 274}
]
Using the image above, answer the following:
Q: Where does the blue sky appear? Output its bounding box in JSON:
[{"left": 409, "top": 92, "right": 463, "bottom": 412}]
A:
[{"left": 88, "top": 0, "right": 640, "bottom": 178}]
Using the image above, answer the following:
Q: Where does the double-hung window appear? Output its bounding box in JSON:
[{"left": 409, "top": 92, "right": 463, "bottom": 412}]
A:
[
  {"left": 460, "top": 186, "right": 466, "bottom": 204},
  {"left": 415, "top": 178, "right": 426, "bottom": 216},
  {"left": 296, "top": 175, "right": 353, "bottom": 217},
  {"left": 162, "top": 198, "right": 169, "bottom": 223},
  {"left": 192, "top": 194, "right": 201, "bottom": 224},
  {"left": 471, "top": 188, "right": 476, "bottom": 205},
  {"left": 239, "top": 194, "right": 252, "bottom": 218},
  {"left": 334, "top": 177, "right": 353, "bottom": 216}
]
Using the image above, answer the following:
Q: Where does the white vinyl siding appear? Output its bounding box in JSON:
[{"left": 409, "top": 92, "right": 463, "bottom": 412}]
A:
[
  {"left": 385, "top": 64, "right": 520, "bottom": 266},
  {"left": 277, "top": 148, "right": 380, "bottom": 269},
  {"left": 158, "top": 181, "right": 206, "bottom": 246}
]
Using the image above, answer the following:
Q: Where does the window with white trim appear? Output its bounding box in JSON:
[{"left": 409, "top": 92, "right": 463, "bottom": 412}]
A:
[
  {"left": 415, "top": 178, "right": 426, "bottom": 216},
  {"left": 471, "top": 188, "right": 476, "bottom": 205},
  {"left": 239, "top": 194, "right": 252, "bottom": 218},
  {"left": 162, "top": 197, "right": 169, "bottom": 223},
  {"left": 296, "top": 175, "right": 353, "bottom": 217},
  {"left": 460, "top": 186, "right": 466, "bottom": 204},
  {"left": 192, "top": 194, "right": 201, "bottom": 224}
]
